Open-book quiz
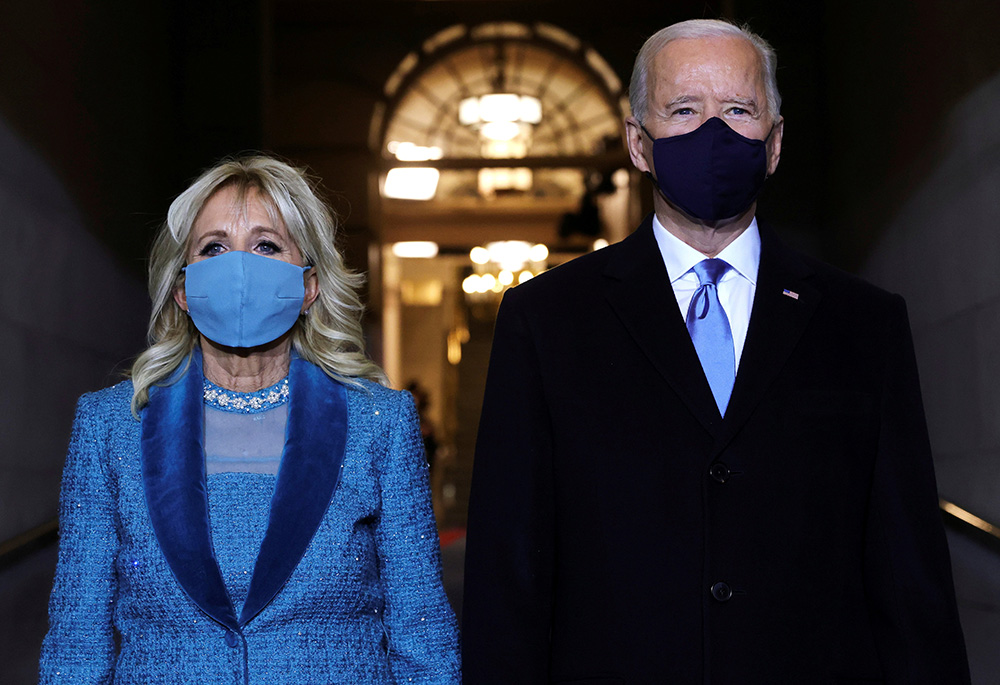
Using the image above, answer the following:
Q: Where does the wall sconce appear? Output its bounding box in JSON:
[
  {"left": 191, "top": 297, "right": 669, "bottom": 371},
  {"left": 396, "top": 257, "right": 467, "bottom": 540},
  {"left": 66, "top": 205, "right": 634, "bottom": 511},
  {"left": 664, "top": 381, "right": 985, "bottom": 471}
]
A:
[
  {"left": 391, "top": 241, "right": 440, "bottom": 258},
  {"left": 383, "top": 141, "right": 443, "bottom": 200}
]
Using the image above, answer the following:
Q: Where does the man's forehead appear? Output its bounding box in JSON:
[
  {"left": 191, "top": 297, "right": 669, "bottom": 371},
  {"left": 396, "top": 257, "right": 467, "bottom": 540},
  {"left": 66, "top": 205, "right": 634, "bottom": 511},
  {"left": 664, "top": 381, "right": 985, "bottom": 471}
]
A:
[
  {"left": 653, "top": 35, "right": 761, "bottom": 76},
  {"left": 649, "top": 35, "right": 763, "bottom": 95}
]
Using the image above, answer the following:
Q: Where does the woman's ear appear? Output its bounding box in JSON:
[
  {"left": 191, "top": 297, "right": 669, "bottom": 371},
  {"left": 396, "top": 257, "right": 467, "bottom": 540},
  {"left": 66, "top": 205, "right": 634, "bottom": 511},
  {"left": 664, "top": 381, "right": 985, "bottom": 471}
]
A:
[
  {"left": 302, "top": 269, "right": 319, "bottom": 313},
  {"left": 173, "top": 284, "right": 188, "bottom": 312}
]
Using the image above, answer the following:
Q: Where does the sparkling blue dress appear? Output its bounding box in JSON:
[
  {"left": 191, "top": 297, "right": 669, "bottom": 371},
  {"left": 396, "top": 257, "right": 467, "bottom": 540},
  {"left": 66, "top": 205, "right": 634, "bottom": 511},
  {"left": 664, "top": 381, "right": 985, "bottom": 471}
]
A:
[{"left": 39, "top": 354, "right": 461, "bottom": 684}]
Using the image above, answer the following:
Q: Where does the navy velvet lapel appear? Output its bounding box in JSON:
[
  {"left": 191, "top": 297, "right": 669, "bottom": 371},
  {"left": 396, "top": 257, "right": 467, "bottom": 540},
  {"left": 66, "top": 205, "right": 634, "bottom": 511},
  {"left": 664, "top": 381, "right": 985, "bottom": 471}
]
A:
[
  {"left": 239, "top": 356, "right": 348, "bottom": 626},
  {"left": 603, "top": 215, "right": 723, "bottom": 436},
  {"left": 715, "top": 224, "right": 820, "bottom": 452},
  {"left": 141, "top": 348, "right": 239, "bottom": 630}
]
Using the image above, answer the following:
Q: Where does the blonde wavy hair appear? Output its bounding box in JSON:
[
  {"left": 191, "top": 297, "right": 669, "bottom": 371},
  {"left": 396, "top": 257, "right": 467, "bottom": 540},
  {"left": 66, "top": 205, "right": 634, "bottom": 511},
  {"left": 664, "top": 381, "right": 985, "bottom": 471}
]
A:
[{"left": 129, "top": 154, "right": 386, "bottom": 415}]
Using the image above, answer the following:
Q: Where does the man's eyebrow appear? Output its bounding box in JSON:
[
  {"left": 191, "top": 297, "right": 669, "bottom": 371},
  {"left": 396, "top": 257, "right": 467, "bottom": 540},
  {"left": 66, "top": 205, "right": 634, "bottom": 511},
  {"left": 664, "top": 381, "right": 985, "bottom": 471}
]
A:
[
  {"left": 664, "top": 95, "right": 699, "bottom": 108},
  {"left": 727, "top": 97, "right": 759, "bottom": 109}
]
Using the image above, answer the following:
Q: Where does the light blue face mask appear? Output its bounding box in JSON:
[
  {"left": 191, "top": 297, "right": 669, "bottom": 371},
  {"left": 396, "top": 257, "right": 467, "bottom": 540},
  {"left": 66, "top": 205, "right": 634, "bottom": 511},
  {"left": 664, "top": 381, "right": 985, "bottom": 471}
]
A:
[{"left": 183, "top": 251, "right": 310, "bottom": 348}]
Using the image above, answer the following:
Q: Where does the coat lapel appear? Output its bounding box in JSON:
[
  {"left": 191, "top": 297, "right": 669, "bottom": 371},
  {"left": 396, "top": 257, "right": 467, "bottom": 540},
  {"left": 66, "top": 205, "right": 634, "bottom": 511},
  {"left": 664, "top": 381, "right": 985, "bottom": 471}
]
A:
[
  {"left": 239, "top": 356, "right": 348, "bottom": 626},
  {"left": 141, "top": 349, "right": 350, "bottom": 630},
  {"left": 141, "top": 348, "right": 240, "bottom": 631},
  {"left": 715, "top": 224, "right": 821, "bottom": 451},
  {"left": 603, "top": 215, "right": 724, "bottom": 437}
]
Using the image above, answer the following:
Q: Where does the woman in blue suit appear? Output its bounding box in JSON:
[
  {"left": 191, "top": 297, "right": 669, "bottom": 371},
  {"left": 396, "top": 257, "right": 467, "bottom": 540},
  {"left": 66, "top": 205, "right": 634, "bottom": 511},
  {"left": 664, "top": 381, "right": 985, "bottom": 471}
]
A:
[{"left": 39, "top": 155, "right": 460, "bottom": 683}]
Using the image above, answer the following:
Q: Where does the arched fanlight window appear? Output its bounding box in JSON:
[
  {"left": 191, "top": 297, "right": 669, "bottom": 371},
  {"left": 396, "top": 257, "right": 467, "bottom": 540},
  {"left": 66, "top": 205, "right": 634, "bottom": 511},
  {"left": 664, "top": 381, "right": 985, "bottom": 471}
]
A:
[{"left": 373, "top": 22, "right": 627, "bottom": 201}]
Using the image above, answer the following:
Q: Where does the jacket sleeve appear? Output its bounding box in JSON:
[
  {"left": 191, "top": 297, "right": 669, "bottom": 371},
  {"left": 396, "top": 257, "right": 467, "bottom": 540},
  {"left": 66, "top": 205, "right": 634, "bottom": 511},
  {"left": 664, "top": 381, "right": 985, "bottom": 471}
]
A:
[
  {"left": 376, "top": 391, "right": 461, "bottom": 683},
  {"left": 462, "top": 286, "right": 555, "bottom": 683},
  {"left": 39, "top": 393, "right": 119, "bottom": 684},
  {"left": 863, "top": 295, "right": 970, "bottom": 683}
]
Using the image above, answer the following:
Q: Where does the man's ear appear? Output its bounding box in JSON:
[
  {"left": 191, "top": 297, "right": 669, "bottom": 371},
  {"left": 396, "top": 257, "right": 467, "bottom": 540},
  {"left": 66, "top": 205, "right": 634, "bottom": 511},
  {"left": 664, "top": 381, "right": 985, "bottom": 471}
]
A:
[
  {"left": 624, "top": 116, "right": 652, "bottom": 174},
  {"left": 766, "top": 116, "right": 784, "bottom": 176}
]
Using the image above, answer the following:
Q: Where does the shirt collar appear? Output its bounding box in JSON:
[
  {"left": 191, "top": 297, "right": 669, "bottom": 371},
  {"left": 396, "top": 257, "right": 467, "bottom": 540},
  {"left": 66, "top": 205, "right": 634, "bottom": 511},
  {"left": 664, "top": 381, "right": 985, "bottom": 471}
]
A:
[{"left": 652, "top": 214, "right": 761, "bottom": 286}]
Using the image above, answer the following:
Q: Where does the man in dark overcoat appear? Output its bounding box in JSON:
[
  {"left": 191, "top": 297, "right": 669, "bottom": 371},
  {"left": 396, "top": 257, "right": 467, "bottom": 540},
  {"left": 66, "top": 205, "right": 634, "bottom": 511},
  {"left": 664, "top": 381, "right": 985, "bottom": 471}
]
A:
[{"left": 462, "top": 18, "right": 970, "bottom": 684}]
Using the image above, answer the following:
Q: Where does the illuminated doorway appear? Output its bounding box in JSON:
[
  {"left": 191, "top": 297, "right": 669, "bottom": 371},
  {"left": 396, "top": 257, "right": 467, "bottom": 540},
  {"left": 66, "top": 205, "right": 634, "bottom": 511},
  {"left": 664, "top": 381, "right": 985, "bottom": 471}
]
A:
[{"left": 370, "top": 21, "right": 638, "bottom": 526}]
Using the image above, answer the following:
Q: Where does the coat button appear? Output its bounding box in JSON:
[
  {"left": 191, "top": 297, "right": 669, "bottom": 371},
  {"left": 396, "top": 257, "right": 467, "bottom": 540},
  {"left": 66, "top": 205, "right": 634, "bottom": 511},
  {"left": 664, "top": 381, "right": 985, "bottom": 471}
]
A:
[
  {"left": 711, "top": 582, "right": 733, "bottom": 602},
  {"left": 709, "top": 462, "right": 731, "bottom": 483},
  {"left": 224, "top": 630, "right": 238, "bottom": 648}
]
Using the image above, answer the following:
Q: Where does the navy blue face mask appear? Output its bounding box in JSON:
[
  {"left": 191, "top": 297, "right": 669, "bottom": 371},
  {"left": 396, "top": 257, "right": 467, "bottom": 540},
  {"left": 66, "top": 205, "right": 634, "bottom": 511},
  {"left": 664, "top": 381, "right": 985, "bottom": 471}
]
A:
[
  {"left": 640, "top": 117, "right": 771, "bottom": 222},
  {"left": 184, "top": 251, "right": 310, "bottom": 348}
]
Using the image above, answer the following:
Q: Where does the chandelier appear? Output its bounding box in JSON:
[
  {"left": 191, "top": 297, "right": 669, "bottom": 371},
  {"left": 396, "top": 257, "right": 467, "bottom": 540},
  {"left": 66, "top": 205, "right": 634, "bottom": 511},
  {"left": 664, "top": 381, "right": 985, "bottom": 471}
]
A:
[
  {"left": 462, "top": 240, "right": 548, "bottom": 299},
  {"left": 459, "top": 93, "right": 542, "bottom": 197}
]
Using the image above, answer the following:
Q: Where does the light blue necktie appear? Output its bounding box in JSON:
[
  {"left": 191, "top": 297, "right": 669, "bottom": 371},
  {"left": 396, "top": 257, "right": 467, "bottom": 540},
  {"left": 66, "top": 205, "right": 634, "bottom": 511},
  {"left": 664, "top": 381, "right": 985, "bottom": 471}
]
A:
[{"left": 686, "top": 259, "right": 735, "bottom": 415}]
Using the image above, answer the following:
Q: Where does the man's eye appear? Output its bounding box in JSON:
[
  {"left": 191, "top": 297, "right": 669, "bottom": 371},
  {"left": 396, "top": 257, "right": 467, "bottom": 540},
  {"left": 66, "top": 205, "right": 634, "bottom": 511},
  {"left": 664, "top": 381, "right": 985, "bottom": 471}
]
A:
[
  {"left": 256, "top": 240, "right": 282, "bottom": 255},
  {"left": 673, "top": 107, "right": 694, "bottom": 116},
  {"left": 198, "top": 242, "right": 225, "bottom": 257},
  {"left": 730, "top": 107, "right": 749, "bottom": 116}
]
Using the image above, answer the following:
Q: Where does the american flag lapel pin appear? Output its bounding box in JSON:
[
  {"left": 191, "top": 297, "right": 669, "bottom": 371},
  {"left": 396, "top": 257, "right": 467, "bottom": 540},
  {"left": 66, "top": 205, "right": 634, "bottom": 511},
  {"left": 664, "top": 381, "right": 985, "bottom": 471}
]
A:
[{"left": 782, "top": 288, "right": 800, "bottom": 300}]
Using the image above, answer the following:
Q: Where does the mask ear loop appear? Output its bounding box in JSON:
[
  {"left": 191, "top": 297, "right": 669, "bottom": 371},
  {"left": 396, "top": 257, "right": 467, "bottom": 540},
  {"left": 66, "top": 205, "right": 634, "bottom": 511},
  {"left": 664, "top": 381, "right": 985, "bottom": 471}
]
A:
[
  {"left": 177, "top": 264, "right": 190, "bottom": 314},
  {"left": 634, "top": 121, "right": 672, "bottom": 205},
  {"left": 764, "top": 118, "right": 779, "bottom": 142},
  {"left": 301, "top": 264, "right": 314, "bottom": 317},
  {"left": 634, "top": 120, "right": 664, "bottom": 190}
]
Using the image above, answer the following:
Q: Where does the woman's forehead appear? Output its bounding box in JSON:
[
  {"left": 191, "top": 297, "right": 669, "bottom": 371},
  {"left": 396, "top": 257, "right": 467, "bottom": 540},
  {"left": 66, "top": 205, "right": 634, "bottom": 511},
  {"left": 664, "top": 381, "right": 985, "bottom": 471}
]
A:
[{"left": 193, "top": 185, "right": 287, "bottom": 234}]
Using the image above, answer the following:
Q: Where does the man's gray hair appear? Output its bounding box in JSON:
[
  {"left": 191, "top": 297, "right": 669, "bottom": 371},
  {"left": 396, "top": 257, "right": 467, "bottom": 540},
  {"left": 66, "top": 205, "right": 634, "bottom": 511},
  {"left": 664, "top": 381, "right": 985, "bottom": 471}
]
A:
[{"left": 628, "top": 19, "right": 781, "bottom": 124}]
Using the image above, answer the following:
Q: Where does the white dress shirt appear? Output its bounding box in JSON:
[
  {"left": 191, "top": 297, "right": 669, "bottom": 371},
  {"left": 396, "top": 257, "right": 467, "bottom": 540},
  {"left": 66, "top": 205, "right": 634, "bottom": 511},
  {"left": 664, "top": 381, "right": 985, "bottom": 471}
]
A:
[{"left": 651, "top": 215, "right": 760, "bottom": 371}]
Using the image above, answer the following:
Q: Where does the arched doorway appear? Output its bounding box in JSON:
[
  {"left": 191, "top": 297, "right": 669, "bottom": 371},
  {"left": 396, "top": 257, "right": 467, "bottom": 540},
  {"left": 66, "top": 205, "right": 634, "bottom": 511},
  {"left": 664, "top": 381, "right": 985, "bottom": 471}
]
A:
[{"left": 369, "top": 21, "right": 638, "bottom": 527}]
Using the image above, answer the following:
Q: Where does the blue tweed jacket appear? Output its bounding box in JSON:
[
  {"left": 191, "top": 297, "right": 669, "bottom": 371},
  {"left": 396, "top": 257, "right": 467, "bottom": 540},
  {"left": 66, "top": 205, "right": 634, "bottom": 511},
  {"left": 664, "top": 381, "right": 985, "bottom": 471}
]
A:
[{"left": 39, "top": 352, "right": 461, "bottom": 684}]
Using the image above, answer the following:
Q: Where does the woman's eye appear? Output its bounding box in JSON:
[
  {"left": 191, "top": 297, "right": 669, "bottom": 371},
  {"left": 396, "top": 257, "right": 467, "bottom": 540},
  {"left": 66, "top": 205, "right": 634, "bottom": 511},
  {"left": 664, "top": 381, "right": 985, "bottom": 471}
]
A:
[
  {"left": 198, "top": 242, "right": 225, "bottom": 257},
  {"left": 256, "top": 240, "right": 282, "bottom": 255}
]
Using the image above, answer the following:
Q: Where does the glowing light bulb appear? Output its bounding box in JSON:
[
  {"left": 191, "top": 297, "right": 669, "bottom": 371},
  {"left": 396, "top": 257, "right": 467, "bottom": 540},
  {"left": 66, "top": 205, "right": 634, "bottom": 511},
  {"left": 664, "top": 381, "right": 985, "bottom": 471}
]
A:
[
  {"left": 470, "top": 246, "right": 490, "bottom": 264},
  {"left": 462, "top": 275, "right": 480, "bottom": 294},
  {"left": 529, "top": 243, "right": 549, "bottom": 262}
]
